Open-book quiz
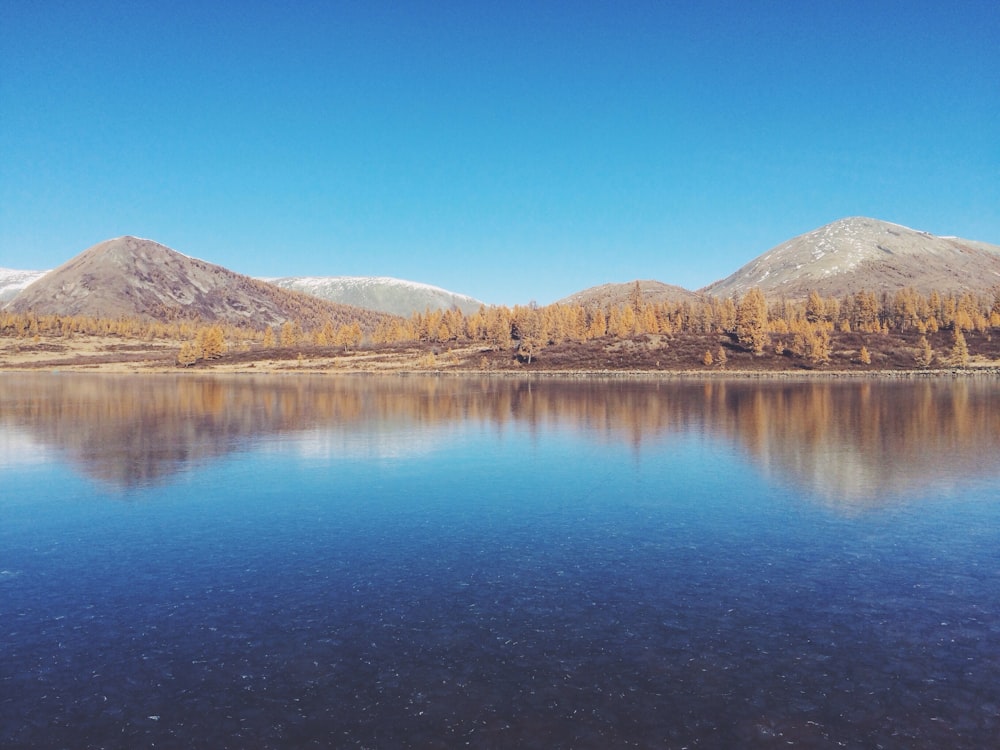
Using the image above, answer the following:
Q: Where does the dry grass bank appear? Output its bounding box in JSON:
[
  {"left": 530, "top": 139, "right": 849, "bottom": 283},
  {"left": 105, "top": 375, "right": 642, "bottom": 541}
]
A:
[{"left": 2, "top": 328, "right": 999, "bottom": 377}]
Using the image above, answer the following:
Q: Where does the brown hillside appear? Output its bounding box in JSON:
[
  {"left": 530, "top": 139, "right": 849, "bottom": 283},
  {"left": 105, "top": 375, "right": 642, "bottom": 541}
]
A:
[
  {"left": 557, "top": 279, "right": 700, "bottom": 308},
  {"left": 6, "top": 236, "right": 393, "bottom": 330}
]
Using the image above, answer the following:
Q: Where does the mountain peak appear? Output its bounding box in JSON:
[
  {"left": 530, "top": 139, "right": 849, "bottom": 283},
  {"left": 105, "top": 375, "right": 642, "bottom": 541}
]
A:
[
  {"left": 5, "top": 236, "right": 394, "bottom": 329},
  {"left": 700, "top": 217, "right": 1000, "bottom": 299},
  {"left": 80, "top": 235, "right": 188, "bottom": 264},
  {"left": 85, "top": 235, "right": 166, "bottom": 252}
]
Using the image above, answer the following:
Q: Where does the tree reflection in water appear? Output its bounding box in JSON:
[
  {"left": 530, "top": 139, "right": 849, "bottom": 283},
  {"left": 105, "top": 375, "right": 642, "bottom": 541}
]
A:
[{"left": 1, "top": 373, "right": 997, "bottom": 506}]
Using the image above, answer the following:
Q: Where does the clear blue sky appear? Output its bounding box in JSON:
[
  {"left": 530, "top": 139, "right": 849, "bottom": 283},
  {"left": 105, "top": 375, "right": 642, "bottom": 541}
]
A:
[{"left": 1, "top": 0, "right": 997, "bottom": 305}]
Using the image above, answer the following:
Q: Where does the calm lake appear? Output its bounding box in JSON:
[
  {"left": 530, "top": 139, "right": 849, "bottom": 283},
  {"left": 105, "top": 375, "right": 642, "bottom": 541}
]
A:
[{"left": 2, "top": 373, "right": 999, "bottom": 749}]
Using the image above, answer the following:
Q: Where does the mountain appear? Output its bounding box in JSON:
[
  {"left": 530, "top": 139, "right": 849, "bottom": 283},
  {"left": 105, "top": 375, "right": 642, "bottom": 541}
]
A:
[
  {"left": 556, "top": 279, "right": 701, "bottom": 308},
  {"left": 701, "top": 217, "right": 1000, "bottom": 300},
  {"left": 265, "top": 276, "right": 484, "bottom": 316},
  {"left": 0, "top": 268, "right": 49, "bottom": 303},
  {"left": 5, "top": 236, "right": 393, "bottom": 329}
]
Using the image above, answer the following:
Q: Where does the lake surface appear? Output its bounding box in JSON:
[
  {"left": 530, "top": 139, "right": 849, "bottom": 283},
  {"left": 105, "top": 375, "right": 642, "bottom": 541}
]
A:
[{"left": 2, "top": 373, "right": 999, "bottom": 748}]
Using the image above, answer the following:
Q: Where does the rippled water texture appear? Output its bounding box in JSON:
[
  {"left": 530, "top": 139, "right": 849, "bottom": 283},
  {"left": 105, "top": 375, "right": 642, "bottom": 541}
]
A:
[{"left": 2, "top": 373, "right": 999, "bottom": 748}]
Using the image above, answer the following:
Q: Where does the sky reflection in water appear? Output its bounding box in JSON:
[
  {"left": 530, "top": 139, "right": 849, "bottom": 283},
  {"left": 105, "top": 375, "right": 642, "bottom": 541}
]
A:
[{"left": 1, "top": 374, "right": 999, "bottom": 748}]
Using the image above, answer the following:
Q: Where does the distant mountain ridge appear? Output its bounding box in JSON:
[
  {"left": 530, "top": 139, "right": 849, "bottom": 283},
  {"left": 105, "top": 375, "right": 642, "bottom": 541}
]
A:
[
  {"left": 700, "top": 217, "right": 1000, "bottom": 300},
  {"left": 0, "top": 268, "right": 48, "bottom": 303},
  {"left": 265, "top": 275, "right": 484, "bottom": 316},
  {"left": 4, "top": 218, "right": 998, "bottom": 325},
  {"left": 5, "top": 236, "right": 392, "bottom": 329}
]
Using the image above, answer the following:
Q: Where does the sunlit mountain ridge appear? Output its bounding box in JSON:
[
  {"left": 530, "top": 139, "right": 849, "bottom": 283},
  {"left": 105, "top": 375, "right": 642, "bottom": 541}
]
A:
[{"left": 700, "top": 217, "right": 1000, "bottom": 300}]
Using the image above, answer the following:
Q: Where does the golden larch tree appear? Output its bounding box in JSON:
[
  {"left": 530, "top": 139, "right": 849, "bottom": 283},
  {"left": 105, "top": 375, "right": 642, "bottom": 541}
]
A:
[
  {"left": 914, "top": 335, "right": 934, "bottom": 368},
  {"left": 950, "top": 328, "right": 970, "bottom": 368},
  {"left": 735, "top": 288, "right": 770, "bottom": 355}
]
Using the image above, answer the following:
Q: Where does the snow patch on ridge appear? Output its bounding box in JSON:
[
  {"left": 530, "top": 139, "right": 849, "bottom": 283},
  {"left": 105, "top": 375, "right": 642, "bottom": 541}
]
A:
[
  {"left": 261, "top": 274, "right": 485, "bottom": 316},
  {"left": 269, "top": 275, "right": 475, "bottom": 300},
  {"left": 0, "top": 268, "right": 49, "bottom": 303}
]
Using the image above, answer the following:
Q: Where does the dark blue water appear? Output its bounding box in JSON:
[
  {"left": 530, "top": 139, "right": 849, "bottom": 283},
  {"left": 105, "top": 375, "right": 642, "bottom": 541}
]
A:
[{"left": 2, "top": 374, "right": 999, "bottom": 748}]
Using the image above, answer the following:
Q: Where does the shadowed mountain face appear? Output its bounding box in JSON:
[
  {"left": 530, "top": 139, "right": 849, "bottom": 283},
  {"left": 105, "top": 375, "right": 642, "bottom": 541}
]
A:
[
  {"left": 701, "top": 217, "right": 1000, "bottom": 300},
  {"left": 5, "top": 236, "right": 392, "bottom": 329},
  {"left": 3, "top": 374, "right": 997, "bottom": 508},
  {"left": 557, "top": 280, "right": 701, "bottom": 308},
  {"left": 265, "top": 276, "right": 485, "bottom": 316}
]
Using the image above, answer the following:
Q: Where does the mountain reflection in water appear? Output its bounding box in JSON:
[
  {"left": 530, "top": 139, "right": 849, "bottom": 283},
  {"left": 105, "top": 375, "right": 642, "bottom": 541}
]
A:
[
  {"left": 4, "top": 372, "right": 1000, "bottom": 749},
  {"left": 1, "top": 373, "right": 998, "bottom": 507}
]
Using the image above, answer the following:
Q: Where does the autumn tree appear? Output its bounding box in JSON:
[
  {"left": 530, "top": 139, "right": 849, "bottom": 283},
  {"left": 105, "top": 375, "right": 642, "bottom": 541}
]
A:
[
  {"left": 414, "top": 309, "right": 443, "bottom": 341},
  {"left": 717, "top": 298, "right": 737, "bottom": 333},
  {"left": 638, "top": 304, "right": 659, "bottom": 335},
  {"left": 607, "top": 305, "right": 636, "bottom": 338},
  {"left": 545, "top": 303, "right": 587, "bottom": 342},
  {"left": 320, "top": 320, "right": 338, "bottom": 345},
  {"left": 512, "top": 305, "right": 545, "bottom": 363},
  {"left": 950, "top": 328, "right": 970, "bottom": 368},
  {"left": 373, "top": 317, "right": 415, "bottom": 344},
  {"left": 586, "top": 308, "right": 607, "bottom": 339},
  {"left": 716, "top": 346, "right": 727, "bottom": 368},
  {"left": 628, "top": 281, "right": 643, "bottom": 313},
  {"left": 177, "top": 341, "right": 199, "bottom": 367},
  {"left": 891, "top": 288, "right": 920, "bottom": 331},
  {"left": 806, "top": 325, "right": 831, "bottom": 365},
  {"left": 483, "top": 306, "right": 512, "bottom": 350},
  {"left": 735, "top": 288, "right": 770, "bottom": 355},
  {"left": 914, "top": 335, "right": 934, "bottom": 368},
  {"left": 940, "top": 296, "right": 957, "bottom": 330},
  {"left": 805, "top": 291, "right": 826, "bottom": 324},
  {"left": 197, "top": 325, "right": 225, "bottom": 360},
  {"left": 850, "top": 291, "right": 880, "bottom": 333},
  {"left": 334, "top": 321, "right": 363, "bottom": 350},
  {"left": 280, "top": 321, "right": 301, "bottom": 348}
]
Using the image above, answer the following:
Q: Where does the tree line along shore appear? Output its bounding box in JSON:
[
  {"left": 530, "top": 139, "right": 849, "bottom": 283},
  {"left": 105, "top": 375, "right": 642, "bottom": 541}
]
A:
[{"left": 2, "top": 285, "right": 999, "bottom": 373}]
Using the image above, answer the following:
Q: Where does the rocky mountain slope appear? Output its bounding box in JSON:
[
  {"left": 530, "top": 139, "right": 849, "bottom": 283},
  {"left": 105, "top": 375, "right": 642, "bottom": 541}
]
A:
[
  {"left": 5, "top": 236, "right": 392, "bottom": 329},
  {"left": 701, "top": 217, "right": 1000, "bottom": 300},
  {"left": 0, "top": 268, "right": 48, "bottom": 303},
  {"left": 556, "top": 280, "right": 701, "bottom": 308},
  {"left": 265, "top": 276, "right": 484, "bottom": 316}
]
